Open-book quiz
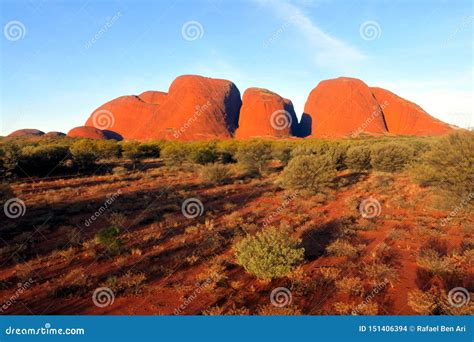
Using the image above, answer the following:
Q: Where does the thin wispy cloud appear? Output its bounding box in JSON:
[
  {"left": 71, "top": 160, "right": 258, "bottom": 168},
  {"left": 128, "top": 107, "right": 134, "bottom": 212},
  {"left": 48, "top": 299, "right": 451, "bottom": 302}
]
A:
[{"left": 255, "top": 0, "right": 367, "bottom": 68}]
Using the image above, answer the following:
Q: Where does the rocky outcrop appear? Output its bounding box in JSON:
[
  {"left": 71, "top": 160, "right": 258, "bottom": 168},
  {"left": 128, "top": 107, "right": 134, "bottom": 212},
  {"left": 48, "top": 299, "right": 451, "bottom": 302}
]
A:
[
  {"left": 8, "top": 129, "right": 45, "bottom": 137},
  {"left": 67, "top": 126, "right": 109, "bottom": 140}
]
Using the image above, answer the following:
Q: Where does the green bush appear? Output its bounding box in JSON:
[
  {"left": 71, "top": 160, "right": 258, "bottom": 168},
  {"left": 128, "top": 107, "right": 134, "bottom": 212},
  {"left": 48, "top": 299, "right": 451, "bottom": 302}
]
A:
[
  {"left": 200, "top": 163, "right": 231, "bottom": 184},
  {"left": 216, "top": 140, "right": 239, "bottom": 164},
  {"left": 18, "top": 144, "right": 69, "bottom": 174},
  {"left": 0, "top": 143, "right": 19, "bottom": 178},
  {"left": 280, "top": 154, "right": 337, "bottom": 192},
  {"left": 234, "top": 227, "right": 304, "bottom": 280},
  {"left": 346, "top": 146, "right": 371, "bottom": 170},
  {"left": 161, "top": 143, "right": 188, "bottom": 166},
  {"left": 235, "top": 140, "right": 272, "bottom": 175},
  {"left": 95, "top": 140, "right": 122, "bottom": 160},
  {"left": 188, "top": 146, "right": 218, "bottom": 165},
  {"left": 370, "top": 143, "right": 414, "bottom": 172},
  {"left": 292, "top": 142, "right": 347, "bottom": 170},
  {"left": 411, "top": 132, "right": 473, "bottom": 198},
  {"left": 70, "top": 140, "right": 99, "bottom": 169},
  {"left": 272, "top": 143, "right": 293, "bottom": 166},
  {"left": 94, "top": 225, "right": 122, "bottom": 253}
]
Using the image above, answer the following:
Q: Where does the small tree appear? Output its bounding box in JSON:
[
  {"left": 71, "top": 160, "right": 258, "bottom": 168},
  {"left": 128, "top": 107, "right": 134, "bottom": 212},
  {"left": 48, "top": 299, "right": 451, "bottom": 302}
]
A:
[
  {"left": 346, "top": 145, "right": 371, "bottom": 170},
  {"left": 280, "top": 154, "right": 337, "bottom": 193},
  {"left": 200, "top": 163, "right": 231, "bottom": 184},
  {"left": 94, "top": 225, "right": 122, "bottom": 253},
  {"left": 161, "top": 144, "right": 188, "bottom": 166},
  {"left": 235, "top": 140, "right": 273, "bottom": 176},
  {"left": 234, "top": 227, "right": 304, "bottom": 280},
  {"left": 370, "top": 143, "right": 414, "bottom": 172},
  {"left": 70, "top": 140, "right": 98, "bottom": 170}
]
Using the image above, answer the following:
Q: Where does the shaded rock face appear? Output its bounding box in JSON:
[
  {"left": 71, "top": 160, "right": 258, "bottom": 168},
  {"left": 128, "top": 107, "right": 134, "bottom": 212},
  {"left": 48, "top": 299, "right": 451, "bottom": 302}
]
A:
[
  {"left": 370, "top": 87, "right": 453, "bottom": 136},
  {"left": 67, "top": 126, "right": 108, "bottom": 140},
  {"left": 85, "top": 75, "right": 241, "bottom": 141},
  {"left": 304, "top": 77, "right": 388, "bottom": 138},
  {"left": 8, "top": 129, "right": 45, "bottom": 137},
  {"left": 44, "top": 131, "right": 66, "bottom": 137},
  {"left": 235, "top": 88, "right": 298, "bottom": 139}
]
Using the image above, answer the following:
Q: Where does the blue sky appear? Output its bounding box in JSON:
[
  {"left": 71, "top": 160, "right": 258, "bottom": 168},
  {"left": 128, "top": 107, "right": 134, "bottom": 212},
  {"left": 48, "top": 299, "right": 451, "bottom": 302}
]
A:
[{"left": 1, "top": 0, "right": 472, "bottom": 135}]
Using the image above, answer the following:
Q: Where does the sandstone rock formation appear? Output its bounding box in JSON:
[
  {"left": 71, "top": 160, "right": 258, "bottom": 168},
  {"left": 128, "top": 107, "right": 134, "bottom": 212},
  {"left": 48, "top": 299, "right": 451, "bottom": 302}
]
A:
[
  {"left": 44, "top": 131, "right": 66, "bottom": 137},
  {"left": 235, "top": 88, "right": 298, "bottom": 139},
  {"left": 67, "top": 126, "right": 109, "bottom": 140},
  {"left": 304, "top": 77, "right": 388, "bottom": 137},
  {"left": 8, "top": 129, "right": 45, "bottom": 137},
  {"left": 370, "top": 87, "right": 453, "bottom": 136},
  {"left": 85, "top": 75, "right": 241, "bottom": 140}
]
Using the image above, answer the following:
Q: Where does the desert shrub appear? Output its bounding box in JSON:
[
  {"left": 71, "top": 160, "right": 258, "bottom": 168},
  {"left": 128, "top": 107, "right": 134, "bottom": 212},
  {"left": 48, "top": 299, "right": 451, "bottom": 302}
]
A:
[
  {"left": 70, "top": 140, "right": 99, "bottom": 169},
  {"left": 363, "top": 262, "right": 396, "bottom": 285},
  {"left": 326, "top": 239, "right": 362, "bottom": 258},
  {"left": 345, "top": 146, "right": 371, "bottom": 170},
  {"left": 292, "top": 142, "right": 347, "bottom": 170},
  {"left": 104, "top": 271, "right": 146, "bottom": 295},
  {"left": 161, "top": 143, "right": 188, "bottom": 166},
  {"left": 320, "top": 267, "right": 341, "bottom": 282},
  {"left": 188, "top": 145, "right": 218, "bottom": 165},
  {"left": 370, "top": 143, "right": 415, "bottom": 172},
  {"left": 416, "top": 249, "right": 458, "bottom": 275},
  {"left": 111, "top": 166, "right": 128, "bottom": 175},
  {"left": 280, "top": 154, "right": 337, "bottom": 193},
  {"left": 411, "top": 132, "right": 473, "bottom": 198},
  {"left": 121, "top": 141, "right": 160, "bottom": 166},
  {"left": 257, "top": 304, "right": 301, "bottom": 315},
  {"left": 234, "top": 227, "right": 304, "bottom": 280},
  {"left": 272, "top": 143, "right": 293, "bottom": 166},
  {"left": 335, "top": 276, "right": 364, "bottom": 296},
  {"left": 95, "top": 140, "right": 121, "bottom": 159},
  {"left": 235, "top": 140, "right": 272, "bottom": 175},
  {"left": 200, "top": 163, "right": 231, "bottom": 184},
  {"left": 94, "top": 225, "right": 122, "bottom": 253},
  {"left": 216, "top": 140, "right": 239, "bottom": 164},
  {"left": 0, "top": 143, "right": 19, "bottom": 177},
  {"left": 17, "top": 144, "right": 69, "bottom": 175}
]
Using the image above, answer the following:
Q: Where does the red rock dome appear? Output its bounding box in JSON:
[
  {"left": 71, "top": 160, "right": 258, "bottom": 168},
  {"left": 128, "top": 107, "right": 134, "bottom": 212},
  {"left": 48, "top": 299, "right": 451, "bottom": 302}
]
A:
[
  {"left": 235, "top": 88, "right": 298, "bottom": 139},
  {"left": 67, "top": 126, "right": 108, "bottom": 140},
  {"left": 370, "top": 87, "right": 453, "bottom": 136},
  {"left": 44, "top": 131, "right": 66, "bottom": 137},
  {"left": 138, "top": 91, "right": 167, "bottom": 105},
  {"left": 304, "top": 77, "right": 388, "bottom": 137},
  {"left": 8, "top": 129, "right": 45, "bottom": 137}
]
